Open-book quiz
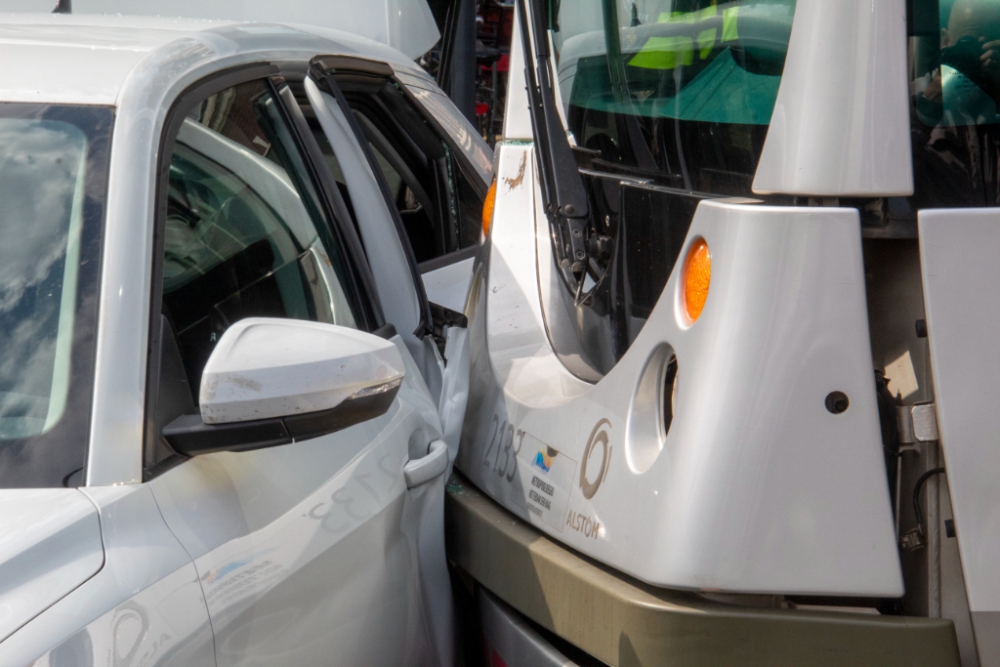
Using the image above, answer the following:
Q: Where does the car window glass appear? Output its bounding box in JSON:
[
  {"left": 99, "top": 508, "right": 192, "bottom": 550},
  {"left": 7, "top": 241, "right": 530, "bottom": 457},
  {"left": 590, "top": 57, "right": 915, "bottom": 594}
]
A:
[
  {"left": 0, "top": 120, "right": 87, "bottom": 440},
  {"left": 908, "top": 0, "right": 1000, "bottom": 208},
  {"left": 406, "top": 85, "right": 494, "bottom": 183},
  {"left": 0, "top": 105, "right": 111, "bottom": 488},
  {"left": 161, "top": 79, "right": 359, "bottom": 401},
  {"left": 332, "top": 77, "right": 484, "bottom": 263}
]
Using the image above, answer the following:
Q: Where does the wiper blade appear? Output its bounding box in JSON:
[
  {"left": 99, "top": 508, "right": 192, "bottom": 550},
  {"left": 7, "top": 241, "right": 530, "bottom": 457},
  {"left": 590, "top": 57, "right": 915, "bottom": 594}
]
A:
[{"left": 516, "top": 0, "right": 590, "bottom": 277}]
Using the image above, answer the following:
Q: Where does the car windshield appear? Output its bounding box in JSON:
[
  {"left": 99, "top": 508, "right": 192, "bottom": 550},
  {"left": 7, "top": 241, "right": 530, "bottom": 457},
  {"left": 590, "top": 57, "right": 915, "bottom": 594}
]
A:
[
  {"left": 0, "top": 104, "right": 111, "bottom": 488},
  {"left": 550, "top": 0, "right": 794, "bottom": 193}
]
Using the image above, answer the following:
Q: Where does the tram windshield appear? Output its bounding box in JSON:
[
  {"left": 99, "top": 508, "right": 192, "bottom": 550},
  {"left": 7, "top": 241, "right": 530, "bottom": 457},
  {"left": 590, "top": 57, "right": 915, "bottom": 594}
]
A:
[
  {"left": 909, "top": 0, "right": 1000, "bottom": 208},
  {"left": 533, "top": 1, "right": 796, "bottom": 379},
  {"left": 550, "top": 0, "right": 795, "bottom": 194}
]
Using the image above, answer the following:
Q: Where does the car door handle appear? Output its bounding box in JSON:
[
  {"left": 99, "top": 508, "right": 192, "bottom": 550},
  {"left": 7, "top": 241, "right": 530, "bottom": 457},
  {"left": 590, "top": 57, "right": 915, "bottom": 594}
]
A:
[{"left": 404, "top": 439, "right": 448, "bottom": 489}]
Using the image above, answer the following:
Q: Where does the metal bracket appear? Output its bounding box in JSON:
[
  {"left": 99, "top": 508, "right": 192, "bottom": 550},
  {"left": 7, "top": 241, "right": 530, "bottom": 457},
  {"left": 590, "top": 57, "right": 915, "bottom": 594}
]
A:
[{"left": 897, "top": 402, "right": 939, "bottom": 444}]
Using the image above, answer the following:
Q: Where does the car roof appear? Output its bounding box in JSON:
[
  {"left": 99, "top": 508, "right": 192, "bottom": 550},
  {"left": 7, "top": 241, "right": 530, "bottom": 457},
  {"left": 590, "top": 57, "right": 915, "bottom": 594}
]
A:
[{"left": 0, "top": 13, "right": 427, "bottom": 105}]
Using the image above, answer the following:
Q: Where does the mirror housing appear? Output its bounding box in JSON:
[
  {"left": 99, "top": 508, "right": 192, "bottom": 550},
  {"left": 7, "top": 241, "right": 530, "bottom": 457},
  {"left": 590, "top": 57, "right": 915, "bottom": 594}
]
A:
[{"left": 163, "top": 318, "right": 404, "bottom": 456}]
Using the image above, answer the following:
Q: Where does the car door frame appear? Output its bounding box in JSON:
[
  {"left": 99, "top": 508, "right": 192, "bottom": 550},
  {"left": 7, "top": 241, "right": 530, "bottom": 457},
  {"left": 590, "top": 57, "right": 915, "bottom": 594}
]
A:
[
  {"left": 311, "top": 56, "right": 489, "bottom": 299},
  {"left": 307, "top": 57, "right": 475, "bottom": 460},
  {"left": 142, "top": 63, "right": 389, "bottom": 479},
  {"left": 137, "top": 59, "right": 454, "bottom": 666}
]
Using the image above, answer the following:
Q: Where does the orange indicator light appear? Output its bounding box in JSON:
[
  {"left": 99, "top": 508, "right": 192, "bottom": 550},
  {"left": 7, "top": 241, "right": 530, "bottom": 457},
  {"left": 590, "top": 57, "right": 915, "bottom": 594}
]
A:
[
  {"left": 482, "top": 179, "right": 497, "bottom": 237},
  {"left": 682, "top": 238, "right": 711, "bottom": 324}
]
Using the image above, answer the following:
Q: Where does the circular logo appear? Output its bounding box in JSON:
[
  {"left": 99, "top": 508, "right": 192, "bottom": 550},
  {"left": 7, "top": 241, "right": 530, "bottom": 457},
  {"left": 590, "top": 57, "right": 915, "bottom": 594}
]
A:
[{"left": 580, "top": 418, "right": 612, "bottom": 499}]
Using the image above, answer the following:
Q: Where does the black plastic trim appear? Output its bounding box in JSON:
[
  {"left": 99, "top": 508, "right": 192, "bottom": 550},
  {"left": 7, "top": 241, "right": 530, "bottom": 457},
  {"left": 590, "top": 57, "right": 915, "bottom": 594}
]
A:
[
  {"left": 373, "top": 323, "right": 398, "bottom": 339},
  {"left": 269, "top": 76, "right": 385, "bottom": 330},
  {"left": 164, "top": 385, "right": 400, "bottom": 457}
]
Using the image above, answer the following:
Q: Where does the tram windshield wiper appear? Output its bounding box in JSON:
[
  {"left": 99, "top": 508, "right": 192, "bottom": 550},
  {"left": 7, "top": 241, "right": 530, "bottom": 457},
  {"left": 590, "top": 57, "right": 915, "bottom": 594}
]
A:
[{"left": 516, "top": 0, "right": 590, "bottom": 280}]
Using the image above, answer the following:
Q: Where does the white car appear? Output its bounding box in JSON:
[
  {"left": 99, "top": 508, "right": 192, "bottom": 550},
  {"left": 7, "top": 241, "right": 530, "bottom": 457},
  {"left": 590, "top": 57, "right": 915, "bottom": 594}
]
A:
[{"left": 0, "top": 7, "right": 490, "bottom": 666}]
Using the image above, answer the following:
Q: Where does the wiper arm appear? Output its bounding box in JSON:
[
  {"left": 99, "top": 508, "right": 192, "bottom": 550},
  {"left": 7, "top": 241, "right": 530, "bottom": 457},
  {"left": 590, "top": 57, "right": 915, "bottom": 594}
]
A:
[{"left": 516, "top": 0, "right": 590, "bottom": 278}]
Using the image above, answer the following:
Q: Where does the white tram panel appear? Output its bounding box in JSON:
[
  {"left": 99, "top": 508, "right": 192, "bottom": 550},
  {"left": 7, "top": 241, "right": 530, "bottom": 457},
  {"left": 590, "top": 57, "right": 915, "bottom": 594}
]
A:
[{"left": 459, "top": 144, "right": 903, "bottom": 596}]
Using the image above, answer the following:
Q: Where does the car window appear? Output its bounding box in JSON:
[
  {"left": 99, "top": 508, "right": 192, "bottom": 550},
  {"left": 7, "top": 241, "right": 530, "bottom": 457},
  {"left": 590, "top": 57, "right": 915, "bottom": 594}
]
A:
[
  {"left": 330, "top": 76, "right": 485, "bottom": 264},
  {"left": 149, "top": 78, "right": 364, "bottom": 469},
  {"left": 0, "top": 105, "right": 111, "bottom": 488},
  {"left": 405, "top": 85, "right": 494, "bottom": 184}
]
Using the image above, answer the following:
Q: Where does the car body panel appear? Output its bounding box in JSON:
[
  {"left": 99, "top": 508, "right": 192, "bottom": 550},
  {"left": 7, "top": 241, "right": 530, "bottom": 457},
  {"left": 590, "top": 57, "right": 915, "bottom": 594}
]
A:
[
  {"left": 148, "top": 334, "right": 446, "bottom": 666},
  {"left": 0, "top": 485, "right": 214, "bottom": 666},
  {"left": 0, "top": 14, "right": 206, "bottom": 104},
  {"left": 422, "top": 255, "right": 477, "bottom": 313},
  {"left": 0, "top": 490, "right": 103, "bottom": 644},
  {"left": 305, "top": 78, "right": 424, "bottom": 345}
]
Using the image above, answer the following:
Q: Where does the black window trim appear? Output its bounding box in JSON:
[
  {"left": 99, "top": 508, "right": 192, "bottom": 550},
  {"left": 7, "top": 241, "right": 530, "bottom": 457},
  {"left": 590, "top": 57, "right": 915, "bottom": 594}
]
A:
[
  {"left": 143, "top": 62, "right": 386, "bottom": 479},
  {"left": 267, "top": 74, "right": 385, "bottom": 329}
]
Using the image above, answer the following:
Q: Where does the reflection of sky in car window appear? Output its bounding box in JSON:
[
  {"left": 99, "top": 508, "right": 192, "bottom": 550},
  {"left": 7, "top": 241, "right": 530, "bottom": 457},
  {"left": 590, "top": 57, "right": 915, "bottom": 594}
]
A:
[{"left": 0, "top": 120, "right": 86, "bottom": 438}]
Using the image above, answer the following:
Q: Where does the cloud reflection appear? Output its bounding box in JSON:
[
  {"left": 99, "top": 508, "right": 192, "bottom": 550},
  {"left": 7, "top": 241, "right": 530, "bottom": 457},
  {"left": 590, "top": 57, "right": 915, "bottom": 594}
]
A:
[{"left": 0, "top": 120, "right": 86, "bottom": 437}]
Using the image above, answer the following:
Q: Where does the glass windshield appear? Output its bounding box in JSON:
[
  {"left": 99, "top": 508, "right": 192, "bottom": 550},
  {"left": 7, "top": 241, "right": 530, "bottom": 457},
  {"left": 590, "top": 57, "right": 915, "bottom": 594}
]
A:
[
  {"left": 551, "top": 0, "right": 794, "bottom": 193},
  {"left": 908, "top": 0, "right": 1000, "bottom": 208},
  {"left": 0, "top": 105, "right": 111, "bottom": 488}
]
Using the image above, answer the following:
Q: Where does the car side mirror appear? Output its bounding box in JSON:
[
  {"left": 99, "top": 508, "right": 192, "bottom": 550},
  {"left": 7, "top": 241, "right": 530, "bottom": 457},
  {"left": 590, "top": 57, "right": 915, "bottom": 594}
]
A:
[{"left": 162, "top": 318, "right": 405, "bottom": 456}]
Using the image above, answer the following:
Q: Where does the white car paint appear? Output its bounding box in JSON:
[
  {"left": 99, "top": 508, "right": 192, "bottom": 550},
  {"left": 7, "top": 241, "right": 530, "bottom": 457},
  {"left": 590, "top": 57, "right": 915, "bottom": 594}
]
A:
[
  {"left": 198, "top": 319, "right": 406, "bottom": 423},
  {"left": 0, "top": 8, "right": 484, "bottom": 665},
  {"left": 72, "top": 0, "right": 440, "bottom": 60},
  {"left": 305, "top": 77, "right": 425, "bottom": 353},
  {"left": 3, "top": 485, "right": 216, "bottom": 666},
  {"left": 0, "top": 490, "right": 103, "bottom": 644}
]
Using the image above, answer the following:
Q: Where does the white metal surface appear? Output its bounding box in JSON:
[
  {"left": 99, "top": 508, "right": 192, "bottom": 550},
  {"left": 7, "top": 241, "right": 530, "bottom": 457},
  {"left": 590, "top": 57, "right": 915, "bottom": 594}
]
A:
[
  {"left": 502, "top": 1, "right": 532, "bottom": 142},
  {"left": 0, "top": 11, "right": 476, "bottom": 663},
  {"left": 0, "top": 14, "right": 207, "bottom": 105},
  {"left": 198, "top": 318, "right": 405, "bottom": 424},
  {"left": 148, "top": 335, "right": 448, "bottom": 667},
  {"left": 422, "top": 256, "right": 476, "bottom": 313},
  {"left": 404, "top": 438, "right": 449, "bottom": 488},
  {"left": 919, "top": 208, "right": 1000, "bottom": 667},
  {"left": 753, "top": 0, "right": 913, "bottom": 196},
  {"left": 0, "top": 490, "right": 103, "bottom": 644},
  {"left": 0, "top": 485, "right": 214, "bottom": 666},
  {"left": 72, "top": 0, "right": 440, "bottom": 59},
  {"left": 458, "top": 144, "right": 902, "bottom": 595}
]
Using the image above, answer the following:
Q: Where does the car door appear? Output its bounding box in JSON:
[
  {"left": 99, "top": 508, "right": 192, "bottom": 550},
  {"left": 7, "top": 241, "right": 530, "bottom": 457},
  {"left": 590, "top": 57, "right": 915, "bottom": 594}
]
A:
[
  {"left": 141, "top": 70, "right": 451, "bottom": 667},
  {"left": 308, "top": 58, "right": 489, "bottom": 314},
  {"left": 302, "top": 58, "right": 477, "bottom": 465}
]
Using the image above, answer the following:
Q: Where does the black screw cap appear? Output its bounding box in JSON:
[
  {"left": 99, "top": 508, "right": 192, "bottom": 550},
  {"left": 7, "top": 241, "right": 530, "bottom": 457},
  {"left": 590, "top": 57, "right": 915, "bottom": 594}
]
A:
[{"left": 825, "top": 391, "right": 849, "bottom": 414}]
